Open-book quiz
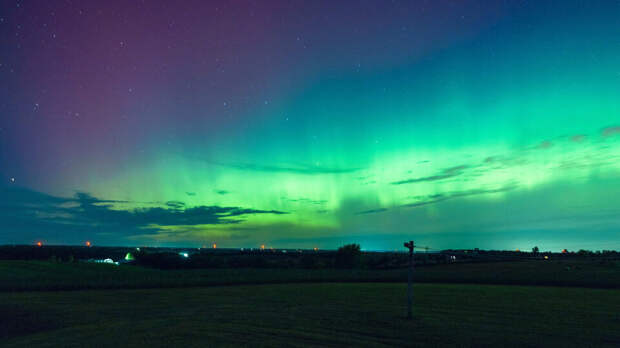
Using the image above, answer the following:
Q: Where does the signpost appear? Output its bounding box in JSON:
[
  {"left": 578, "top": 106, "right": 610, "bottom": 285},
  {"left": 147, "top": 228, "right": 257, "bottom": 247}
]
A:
[{"left": 403, "top": 240, "right": 415, "bottom": 319}]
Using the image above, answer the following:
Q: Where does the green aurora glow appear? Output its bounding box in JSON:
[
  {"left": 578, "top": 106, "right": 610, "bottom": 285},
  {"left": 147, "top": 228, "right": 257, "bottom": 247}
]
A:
[{"left": 1, "top": 1, "right": 619, "bottom": 250}]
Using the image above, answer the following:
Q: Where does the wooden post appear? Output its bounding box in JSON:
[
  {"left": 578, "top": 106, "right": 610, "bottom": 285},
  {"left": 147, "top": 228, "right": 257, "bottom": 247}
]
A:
[{"left": 403, "top": 240, "right": 414, "bottom": 319}]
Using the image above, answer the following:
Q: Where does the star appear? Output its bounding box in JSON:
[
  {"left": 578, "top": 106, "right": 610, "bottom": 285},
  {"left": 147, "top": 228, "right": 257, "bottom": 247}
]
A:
[{"left": 10, "top": 177, "right": 15, "bottom": 183}]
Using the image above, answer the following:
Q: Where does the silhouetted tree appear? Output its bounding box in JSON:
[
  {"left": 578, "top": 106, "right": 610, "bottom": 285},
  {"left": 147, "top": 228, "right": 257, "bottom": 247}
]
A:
[
  {"left": 335, "top": 243, "right": 362, "bottom": 268},
  {"left": 577, "top": 249, "right": 591, "bottom": 257},
  {"left": 532, "top": 246, "right": 539, "bottom": 255}
]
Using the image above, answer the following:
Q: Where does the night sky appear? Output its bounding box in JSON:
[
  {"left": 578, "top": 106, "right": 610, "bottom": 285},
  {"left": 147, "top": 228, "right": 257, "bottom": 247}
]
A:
[{"left": 1, "top": 1, "right": 619, "bottom": 251}]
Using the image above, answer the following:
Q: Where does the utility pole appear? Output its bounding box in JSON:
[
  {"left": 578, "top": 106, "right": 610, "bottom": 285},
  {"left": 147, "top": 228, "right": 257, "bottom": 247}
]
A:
[{"left": 403, "top": 240, "right": 415, "bottom": 319}]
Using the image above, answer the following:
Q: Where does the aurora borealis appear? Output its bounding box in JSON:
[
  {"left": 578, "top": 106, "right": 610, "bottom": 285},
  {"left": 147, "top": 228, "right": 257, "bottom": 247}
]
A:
[{"left": 1, "top": 1, "right": 619, "bottom": 251}]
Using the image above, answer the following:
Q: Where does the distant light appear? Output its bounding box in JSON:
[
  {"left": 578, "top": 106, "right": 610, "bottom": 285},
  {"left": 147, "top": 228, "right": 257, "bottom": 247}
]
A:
[
  {"left": 515, "top": 249, "right": 520, "bottom": 252},
  {"left": 136, "top": 247, "right": 140, "bottom": 251},
  {"left": 179, "top": 252, "right": 189, "bottom": 258},
  {"left": 36, "top": 241, "right": 42, "bottom": 247},
  {"left": 85, "top": 241, "right": 91, "bottom": 247},
  {"left": 212, "top": 243, "right": 217, "bottom": 249},
  {"left": 313, "top": 247, "right": 318, "bottom": 251},
  {"left": 260, "top": 244, "right": 265, "bottom": 250},
  {"left": 544, "top": 255, "right": 549, "bottom": 260}
]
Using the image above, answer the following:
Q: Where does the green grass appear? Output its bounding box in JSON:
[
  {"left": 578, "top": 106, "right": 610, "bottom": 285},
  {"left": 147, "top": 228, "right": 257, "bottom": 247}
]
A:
[
  {"left": 0, "top": 261, "right": 407, "bottom": 291},
  {"left": 0, "top": 259, "right": 618, "bottom": 291},
  {"left": 1, "top": 283, "right": 619, "bottom": 347}
]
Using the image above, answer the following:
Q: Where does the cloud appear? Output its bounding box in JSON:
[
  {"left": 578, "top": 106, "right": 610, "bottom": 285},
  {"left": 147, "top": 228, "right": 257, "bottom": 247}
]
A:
[
  {"left": 355, "top": 208, "right": 388, "bottom": 215},
  {"left": 401, "top": 185, "right": 518, "bottom": 208},
  {"left": 122, "top": 206, "right": 287, "bottom": 227},
  {"left": 282, "top": 197, "right": 327, "bottom": 205},
  {"left": 165, "top": 201, "right": 185, "bottom": 209},
  {"left": 185, "top": 192, "right": 196, "bottom": 196},
  {"left": 570, "top": 135, "right": 586, "bottom": 143},
  {"left": 538, "top": 141, "right": 553, "bottom": 149},
  {"left": 211, "top": 161, "right": 360, "bottom": 175},
  {"left": 391, "top": 165, "right": 468, "bottom": 185},
  {"left": 355, "top": 175, "right": 374, "bottom": 181},
  {"left": 74, "top": 192, "right": 128, "bottom": 204},
  {"left": 214, "top": 189, "right": 230, "bottom": 195},
  {"left": 0, "top": 186, "right": 73, "bottom": 206},
  {"left": 0, "top": 187, "right": 288, "bottom": 242},
  {"left": 602, "top": 126, "right": 620, "bottom": 137}
]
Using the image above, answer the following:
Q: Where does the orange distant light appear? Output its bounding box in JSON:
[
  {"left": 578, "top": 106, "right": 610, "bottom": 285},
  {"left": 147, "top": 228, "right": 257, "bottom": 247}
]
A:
[
  {"left": 212, "top": 243, "right": 217, "bottom": 249},
  {"left": 313, "top": 247, "right": 318, "bottom": 251},
  {"left": 86, "top": 241, "right": 91, "bottom": 247},
  {"left": 36, "top": 241, "right": 42, "bottom": 247}
]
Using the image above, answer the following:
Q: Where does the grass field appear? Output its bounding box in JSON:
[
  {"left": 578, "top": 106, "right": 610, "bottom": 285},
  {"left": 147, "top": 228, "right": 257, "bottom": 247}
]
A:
[
  {"left": 2, "top": 260, "right": 618, "bottom": 346},
  {"left": 1, "top": 283, "right": 619, "bottom": 347},
  {"left": 1, "top": 259, "right": 618, "bottom": 291}
]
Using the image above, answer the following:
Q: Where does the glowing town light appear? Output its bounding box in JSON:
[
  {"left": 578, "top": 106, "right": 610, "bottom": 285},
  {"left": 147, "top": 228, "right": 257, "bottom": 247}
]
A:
[
  {"left": 179, "top": 252, "right": 189, "bottom": 258},
  {"left": 36, "top": 241, "right": 42, "bottom": 247},
  {"left": 313, "top": 247, "right": 318, "bottom": 251},
  {"left": 85, "top": 241, "right": 91, "bottom": 247},
  {"left": 212, "top": 243, "right": 217, "bottom": 249},
  {"left": 260, "top": 244, "right": 265, "bottom": 250},
  {"left": 544, "top": 255, "right": 549, "bottom": 260}
]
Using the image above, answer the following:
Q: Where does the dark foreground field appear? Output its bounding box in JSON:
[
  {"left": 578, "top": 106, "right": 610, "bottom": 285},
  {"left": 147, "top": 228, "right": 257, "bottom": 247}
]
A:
[
  {"left": 1, "top": 260, "right": 618, "bottom": 347},
  {"left": 1, "top": 259, "right": 619, "bottom": 291},
  {"left": 2, "top": 283, "right": 619, "bottom": 347}
]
